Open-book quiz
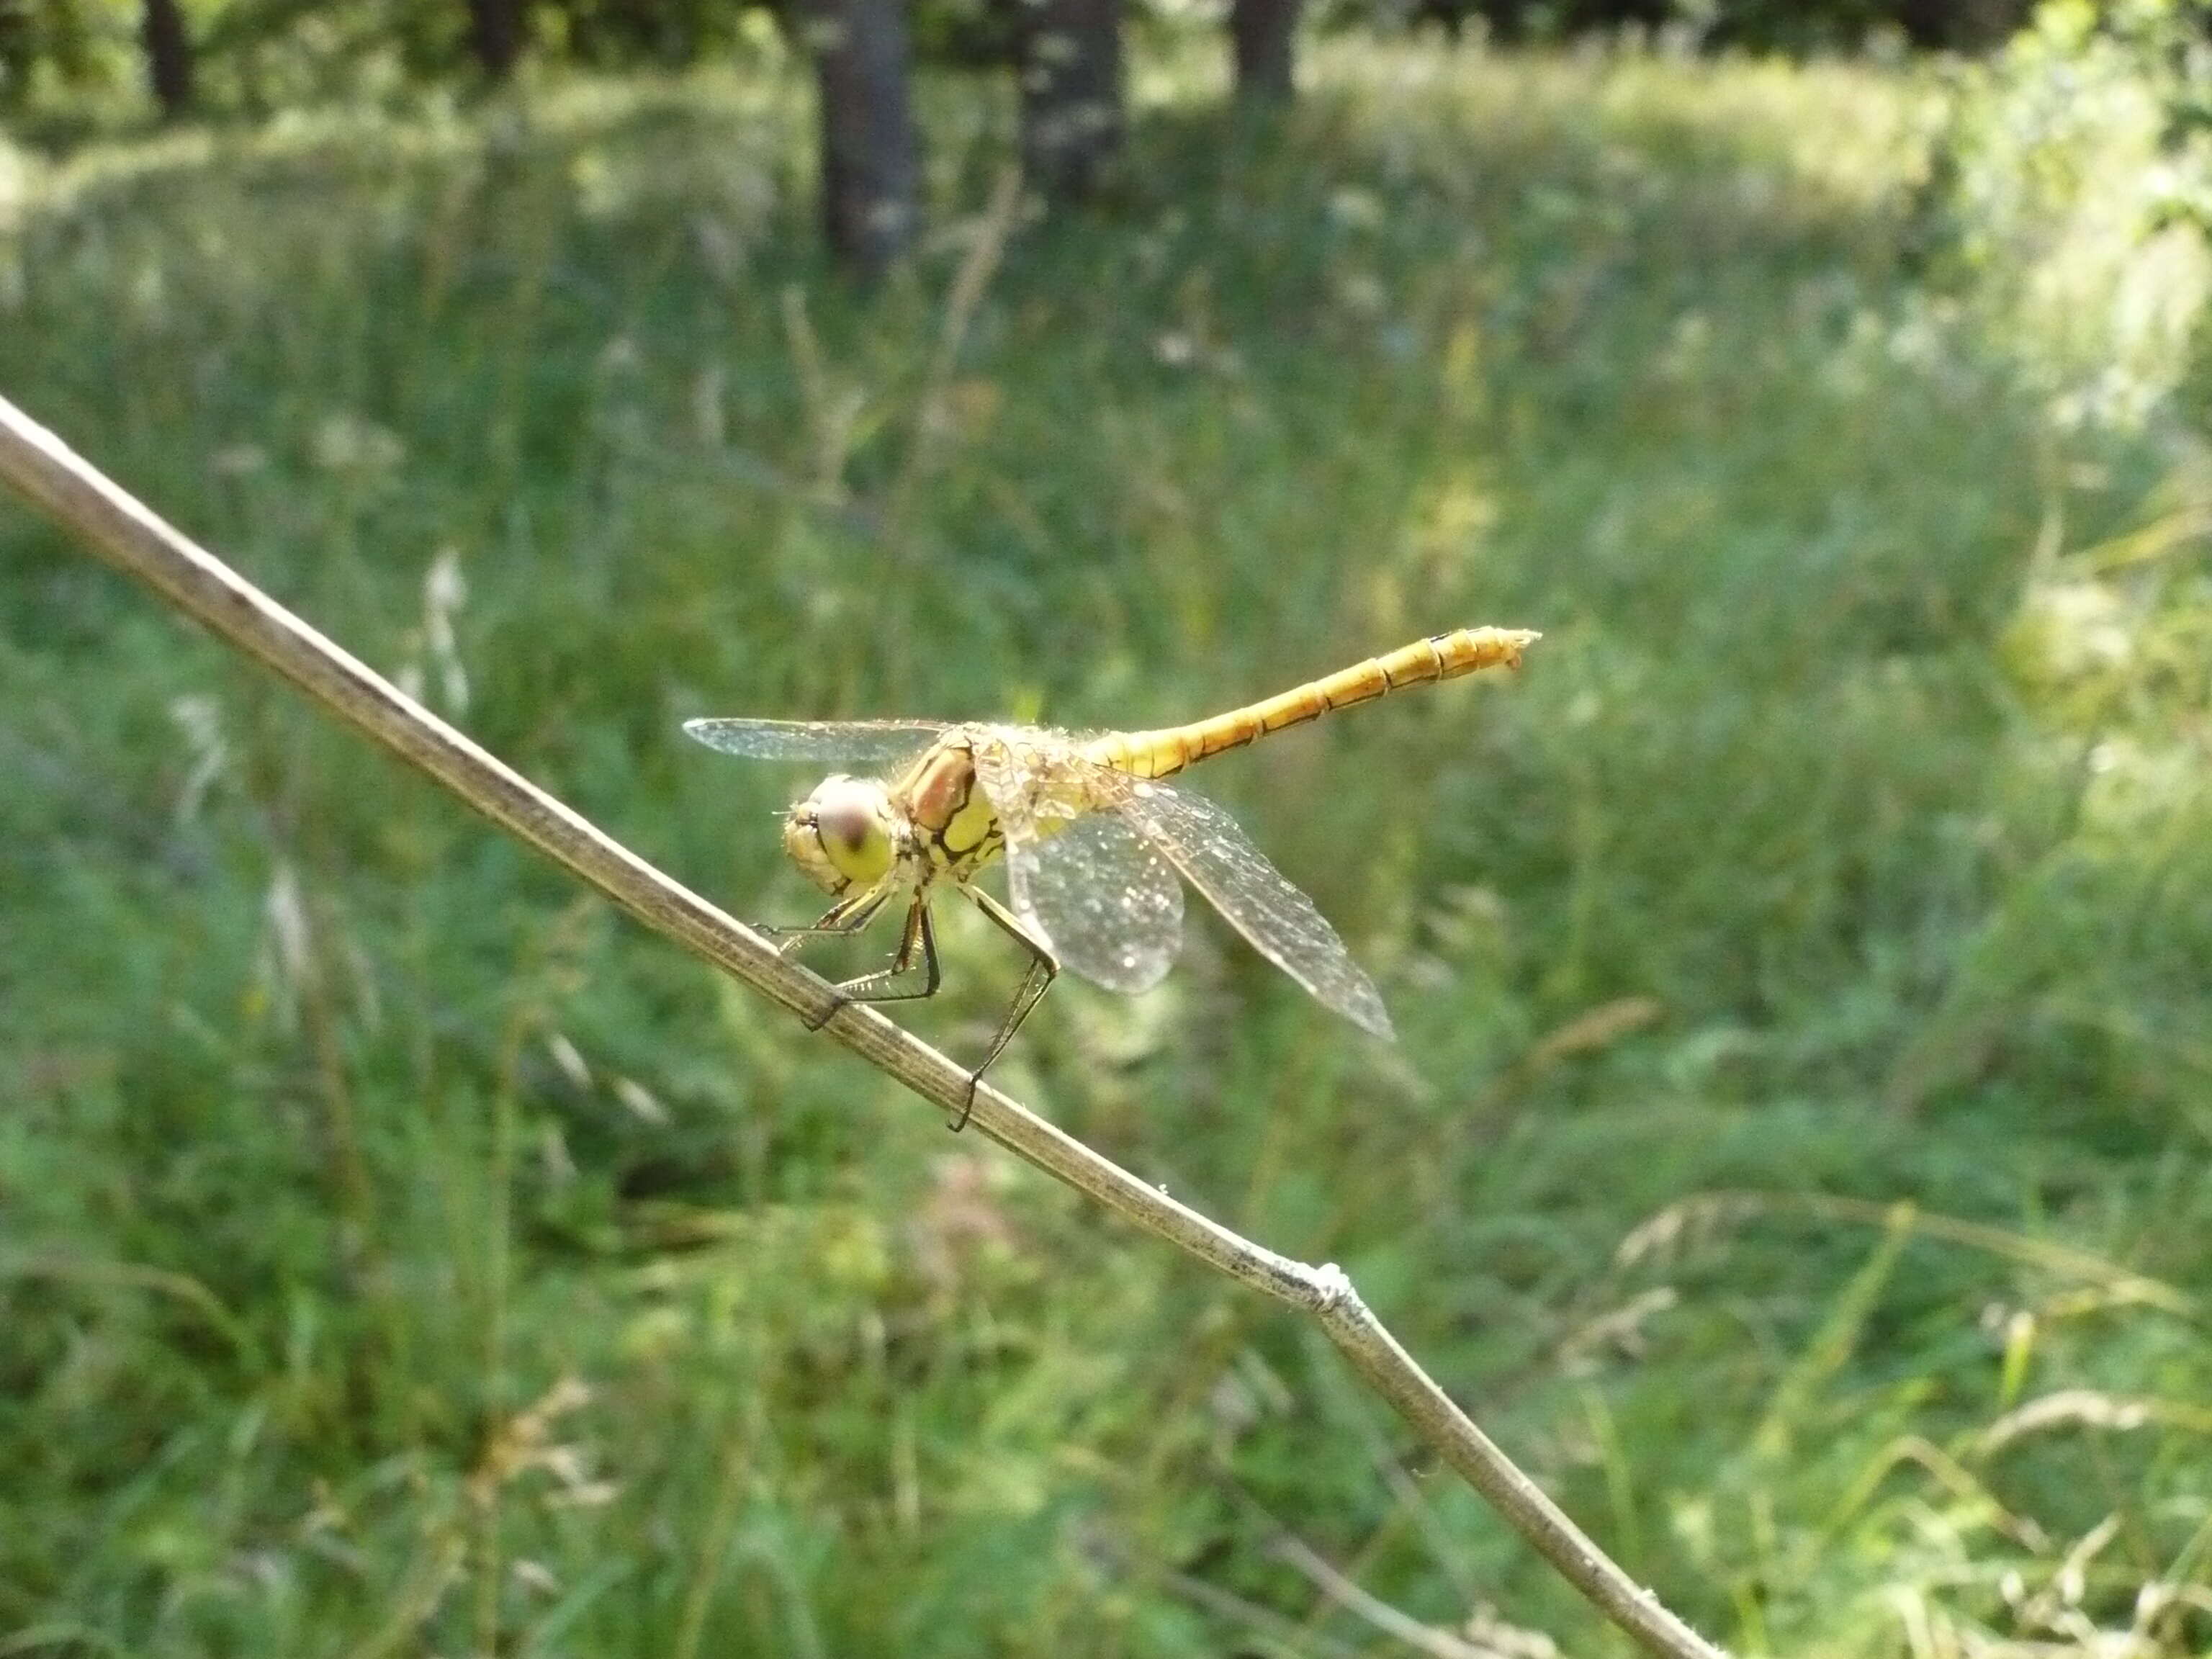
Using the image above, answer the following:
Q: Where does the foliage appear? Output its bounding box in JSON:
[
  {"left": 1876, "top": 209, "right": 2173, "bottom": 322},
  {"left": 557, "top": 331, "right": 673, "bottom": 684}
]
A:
[
  {"left": 0, "top": 0, "right": 2110, "bottom": 135},
  {"left": 0, "top": 0, "right": 796, "bottom": 130},
  {"left": 3, "top": 32, "right": 2210, "bottom": 1659},
  {"left": 1385, "top": 0, "right": 2033, "bottom": 52},
  {"left": 1915, "top": 0, "right": 2212, "bottom": 427}
]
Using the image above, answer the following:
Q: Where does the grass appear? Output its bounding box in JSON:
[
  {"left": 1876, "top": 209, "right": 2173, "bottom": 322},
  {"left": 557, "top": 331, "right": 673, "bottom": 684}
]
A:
[{"left": 3, "top": 31, "right": 2210, "bottom": 1658}]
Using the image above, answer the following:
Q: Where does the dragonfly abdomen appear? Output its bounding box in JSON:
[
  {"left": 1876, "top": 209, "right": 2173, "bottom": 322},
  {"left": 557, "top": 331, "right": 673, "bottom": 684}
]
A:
[{"left": 1090, "top": 626, "right": 1538, "bottom": 781}]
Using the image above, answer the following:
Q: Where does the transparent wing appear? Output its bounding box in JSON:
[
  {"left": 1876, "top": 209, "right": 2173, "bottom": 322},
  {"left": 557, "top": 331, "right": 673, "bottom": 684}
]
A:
[
  {"left": 1008, "top": 810, "right": 1184, "bottom": 994},
  {"left": 1113, "top": 781, "right": 1395, "bottom": 1040},
  {"left": 965, "top": 731, "right": 1182, "bottom": 994},
  {"left": 964, "top": 726, "right": 1097, "bottom": 845},
  {"left": 682, "top": 717, "right": 950, "bottom": 764}
]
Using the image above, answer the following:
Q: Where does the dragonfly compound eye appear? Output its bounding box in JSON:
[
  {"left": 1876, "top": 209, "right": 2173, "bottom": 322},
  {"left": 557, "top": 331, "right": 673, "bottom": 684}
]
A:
[{"left": 786, "top": 777, "right": 897, "bottom": 891}]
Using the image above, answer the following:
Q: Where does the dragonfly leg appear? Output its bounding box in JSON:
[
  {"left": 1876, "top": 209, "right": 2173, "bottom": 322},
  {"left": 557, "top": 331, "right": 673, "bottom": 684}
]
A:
[
  {"left": 830, "top": 896, "right": 942, "bottom": 1006},
  {"left": 757, "top": 883, "right": 894, "bottom": 955},
  {"left": 763, "top": 882, "right": 899, "bottom": 1030},
  {"left": 954, "top": 886, "right": 1060, "bottom": 1132}
]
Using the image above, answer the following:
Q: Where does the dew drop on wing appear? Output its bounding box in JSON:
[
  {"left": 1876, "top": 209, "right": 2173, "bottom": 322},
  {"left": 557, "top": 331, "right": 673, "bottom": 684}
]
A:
[{"left": 980, "top": 760, "right": 1186, "bottom": 997}]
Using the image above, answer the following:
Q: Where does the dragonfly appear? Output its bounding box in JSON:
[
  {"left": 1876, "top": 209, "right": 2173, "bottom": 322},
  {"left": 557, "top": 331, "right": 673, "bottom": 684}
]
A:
[{"left": 686, "top": 626, "right": 1538, "bottom": 1124}]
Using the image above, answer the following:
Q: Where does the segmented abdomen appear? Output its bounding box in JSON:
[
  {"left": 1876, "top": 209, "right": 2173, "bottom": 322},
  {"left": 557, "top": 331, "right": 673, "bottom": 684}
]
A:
[{"left": 1085, "top": 626, "right": 1537, "bottom": 781}]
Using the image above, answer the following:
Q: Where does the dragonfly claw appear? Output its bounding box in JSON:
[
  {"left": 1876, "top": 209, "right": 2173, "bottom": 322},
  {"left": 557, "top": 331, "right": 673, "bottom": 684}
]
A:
[
  {"left": 801, "top": 991, "right": 848, "bottom": 1033},
  {"left": 948, "top": 1074, "right": 980, "bottom": 1133}
]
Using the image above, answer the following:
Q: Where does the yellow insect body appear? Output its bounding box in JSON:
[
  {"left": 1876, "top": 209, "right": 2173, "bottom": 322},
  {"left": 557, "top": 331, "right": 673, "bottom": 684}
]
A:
[
  {"left": 1086, "top": 626, "right": 1537, "bottom": 780},
  {"left": 687, "top": 624, "right": 1540, "bottom": 1115}
]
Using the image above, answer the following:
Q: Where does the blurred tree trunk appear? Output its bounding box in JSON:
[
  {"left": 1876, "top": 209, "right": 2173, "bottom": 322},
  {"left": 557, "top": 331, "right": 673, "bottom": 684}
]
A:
[
  {"left": 1016, "top": 0, "right": 1124, "bottom": 204},
  {"left": 1895, "top": 0, "right": 2031, "bottom": 50},
  {"left": 800, "top": 0, "right": 922, "bottom": 276},
  {"left": 140, "top": 0, "right": 194, "bottom": 120},
  {"left": 1229, "top": 0, "right": 1298, "bottom": 103},
  {"left": 467, "top": 0, "right": 524, "bottom": 78}
]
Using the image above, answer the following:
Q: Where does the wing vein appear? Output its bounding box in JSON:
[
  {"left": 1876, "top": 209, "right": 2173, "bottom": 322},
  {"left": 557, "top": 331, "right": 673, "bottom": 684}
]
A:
[{"left": 1117, "top": 783, "right": 1395, "bottom": 1040}]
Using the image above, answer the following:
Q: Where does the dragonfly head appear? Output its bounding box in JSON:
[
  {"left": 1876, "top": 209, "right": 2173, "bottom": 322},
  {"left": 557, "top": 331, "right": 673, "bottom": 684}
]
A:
[{"left": 784, "top": 775, "right": 900, "bottom": 894}]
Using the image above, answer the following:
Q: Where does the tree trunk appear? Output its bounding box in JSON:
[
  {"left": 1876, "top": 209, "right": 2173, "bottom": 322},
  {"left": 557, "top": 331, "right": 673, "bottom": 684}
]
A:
[
  {"left": 1016, "top": 0, "right": 1124, "bottom": 205},
  {"left": 801, "top": 0, "right": 922, "bottom": 276},
  {"left": 1895, "top": 0, "right": 2031, "bottom": 50},
  {"left": 467, "top": 0, "right": 524, "bottom": 79},
  {"left": 1229, "top": 0, "right": 1298, "bottom": 104},
  {"left": 140, "top": 0, "right": 194, "bottom": 120}
]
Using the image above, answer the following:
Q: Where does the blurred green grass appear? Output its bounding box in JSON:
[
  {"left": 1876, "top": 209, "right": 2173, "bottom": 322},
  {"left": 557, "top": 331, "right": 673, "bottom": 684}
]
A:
[{"left": 4, "top": 34, "right": 2210, "bottom": 1658}]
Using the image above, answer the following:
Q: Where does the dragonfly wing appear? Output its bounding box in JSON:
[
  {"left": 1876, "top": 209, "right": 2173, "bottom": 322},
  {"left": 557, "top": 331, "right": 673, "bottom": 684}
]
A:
[
  {"left": 1114, "top": 781, "right": 1395, "bottom": 1040},
  {"left": 682, "top": 717, "right": 950, "bottom": 764},
  {"left": 967, "top": 732, "right": 1184, "bottom": 994},
  {"left": 1007, "top": 810, "right": 1184, "bottom": 994}
]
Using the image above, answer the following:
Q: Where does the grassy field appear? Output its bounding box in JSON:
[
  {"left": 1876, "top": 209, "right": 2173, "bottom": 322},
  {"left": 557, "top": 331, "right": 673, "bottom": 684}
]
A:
[{"left": 4, "top": 31, "right": 2210, "bottom": 1658}]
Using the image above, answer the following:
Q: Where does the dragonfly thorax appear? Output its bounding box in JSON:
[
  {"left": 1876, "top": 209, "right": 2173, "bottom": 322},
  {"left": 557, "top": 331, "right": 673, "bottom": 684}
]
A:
[{"left": 784, "top": 775, "right": 908, "bottom": 894}]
